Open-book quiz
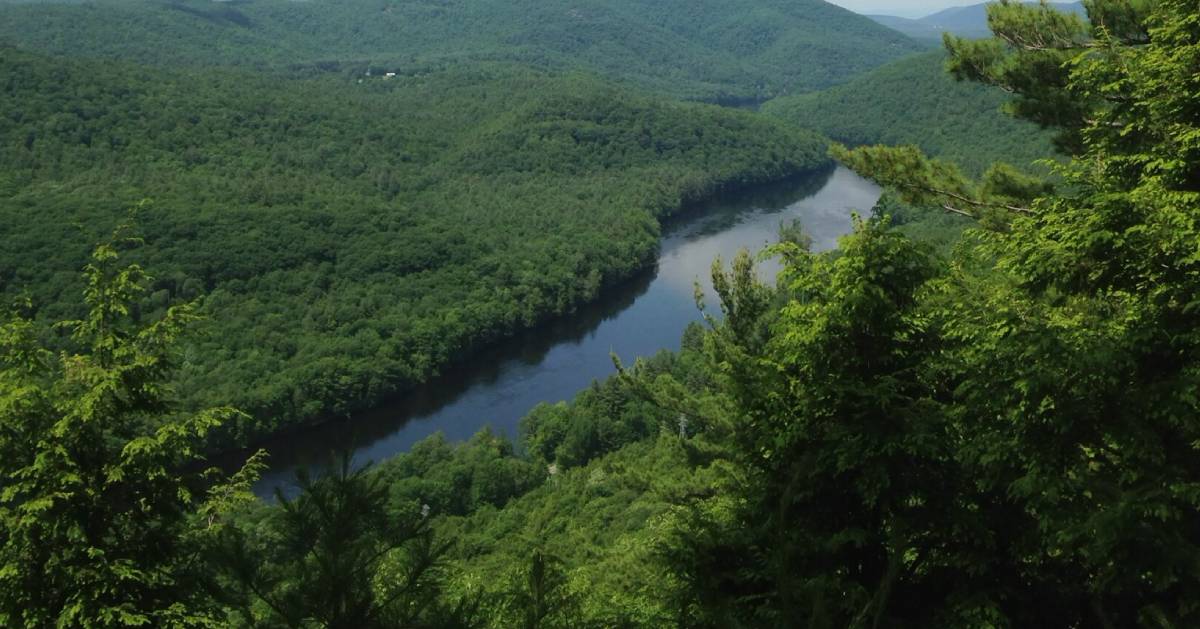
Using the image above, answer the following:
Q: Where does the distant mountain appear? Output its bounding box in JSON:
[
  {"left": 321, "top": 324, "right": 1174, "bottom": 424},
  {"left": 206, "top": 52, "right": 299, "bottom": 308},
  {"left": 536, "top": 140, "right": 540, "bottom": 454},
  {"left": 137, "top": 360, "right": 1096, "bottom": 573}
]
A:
[
  {"left": 762, "top": 50, "right": 1055, "bottom": 176},
  {"left": 864, "top": 14, "right": 947, "bottom": 43},
  {"left": 0, "top": 0, "right": 923, "bottom": 101},
  {"left": 869, "top": 1, "right": 1085, "bottom": 40}
]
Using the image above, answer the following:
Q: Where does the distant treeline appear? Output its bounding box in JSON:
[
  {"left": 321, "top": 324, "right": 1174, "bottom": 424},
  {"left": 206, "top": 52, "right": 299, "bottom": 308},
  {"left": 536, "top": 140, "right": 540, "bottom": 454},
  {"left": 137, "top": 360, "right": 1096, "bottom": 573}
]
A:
[
  {"left": 0, "top": 0, "right": 920, "bottom": 100},
  {"left": 763, "top": 50, "right": 1055, "bottom": 176}
]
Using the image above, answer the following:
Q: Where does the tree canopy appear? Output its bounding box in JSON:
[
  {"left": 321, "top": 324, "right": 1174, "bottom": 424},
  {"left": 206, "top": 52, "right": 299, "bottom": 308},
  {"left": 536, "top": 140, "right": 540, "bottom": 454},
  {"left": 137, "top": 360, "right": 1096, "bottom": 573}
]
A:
[
  {"left": 0, "top": 0, "right": 921, "bottom": 101},
  {"left": 2, "top": 0, "right": 1199, "bottom": 625},
  {"left": 762, "top": 49, "right": 1056, "bottom": 176},
  {"left": 0, "top": 50, "right": 829, "bottom": 446},
  {"left": 0, "top": 234, "right": 259, "bottom": 627}
]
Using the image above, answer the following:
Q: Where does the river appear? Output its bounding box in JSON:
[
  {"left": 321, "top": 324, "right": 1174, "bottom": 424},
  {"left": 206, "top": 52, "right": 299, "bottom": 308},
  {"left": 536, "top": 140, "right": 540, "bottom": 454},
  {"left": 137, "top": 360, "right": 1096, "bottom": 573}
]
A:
[{"left": 251, "top": 165, "right": 880, "bottom": 496}]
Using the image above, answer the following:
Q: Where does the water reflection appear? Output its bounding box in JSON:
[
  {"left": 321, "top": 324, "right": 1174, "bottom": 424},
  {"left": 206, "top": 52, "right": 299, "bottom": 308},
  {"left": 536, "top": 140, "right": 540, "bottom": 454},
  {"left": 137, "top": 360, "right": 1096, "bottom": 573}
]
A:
[{"left": 249, "top": 166, "right": 880, "bottom": 496}]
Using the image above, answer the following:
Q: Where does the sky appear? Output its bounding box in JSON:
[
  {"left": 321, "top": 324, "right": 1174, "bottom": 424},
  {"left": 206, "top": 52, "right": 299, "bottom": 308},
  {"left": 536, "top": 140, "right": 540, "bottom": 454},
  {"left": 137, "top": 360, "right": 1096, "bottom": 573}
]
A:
[{"left": 824, "top": 0, "right": 974, "bottom": 18}]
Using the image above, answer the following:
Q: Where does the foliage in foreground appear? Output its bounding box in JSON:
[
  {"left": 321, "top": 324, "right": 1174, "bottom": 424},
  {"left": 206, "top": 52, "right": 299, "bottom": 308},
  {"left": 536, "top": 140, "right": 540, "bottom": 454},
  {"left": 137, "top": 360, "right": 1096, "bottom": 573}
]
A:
[
  {"left": 0, "top": 240, "right": 474, "bottom": 627},
  {"left": 2, "top": 0, "right": 1198, "bottom": 626},
  {"left": 703, "top": 0, "right": 1199, "bottom": 623},
  {"left": 0, "top": 234, "right": 251, "bottom": 627}
]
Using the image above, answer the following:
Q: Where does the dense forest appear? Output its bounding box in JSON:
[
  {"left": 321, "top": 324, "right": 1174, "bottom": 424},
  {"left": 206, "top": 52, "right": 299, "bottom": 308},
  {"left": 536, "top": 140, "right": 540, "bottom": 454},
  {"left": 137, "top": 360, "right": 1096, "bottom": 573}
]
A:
[
  {"left": 356, "top": 3, "right": 1200, "bottom": 624},
  {"left": 4, "top": 0, "right": 1200, "bottom": 626},
  {"left": 759, "top": 48, "right": 1053, "bottom": 250},
  {"left": 0, "top": 48, "right": 829, "bottom": 445},
  {"left": 762, "top": 50, "right": 1055, "bottom": 175},
  {"left": 0, "top": 0, "right": 921, "bottom": 101}
]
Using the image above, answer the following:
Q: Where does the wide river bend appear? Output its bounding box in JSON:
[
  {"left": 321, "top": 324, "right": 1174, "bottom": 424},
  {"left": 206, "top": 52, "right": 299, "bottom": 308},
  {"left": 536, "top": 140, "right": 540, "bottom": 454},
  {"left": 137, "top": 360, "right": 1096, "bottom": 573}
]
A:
[{"left": 251, "top": 165, "right": 880, "bottom": 496}]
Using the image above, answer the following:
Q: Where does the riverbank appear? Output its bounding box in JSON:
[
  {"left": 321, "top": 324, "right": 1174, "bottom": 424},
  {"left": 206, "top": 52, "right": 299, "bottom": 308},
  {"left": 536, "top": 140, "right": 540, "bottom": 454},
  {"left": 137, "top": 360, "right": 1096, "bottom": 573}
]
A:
[{"left": 247, "top": 165, "right": 879, "bottom": 496}]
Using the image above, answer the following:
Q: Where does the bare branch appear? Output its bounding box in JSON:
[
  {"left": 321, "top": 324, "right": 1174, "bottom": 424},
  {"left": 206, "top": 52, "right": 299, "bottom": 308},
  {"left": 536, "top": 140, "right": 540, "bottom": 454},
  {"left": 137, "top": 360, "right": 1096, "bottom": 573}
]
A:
[
  {"left": 941, "top": 204, "right": 977, "bottom": 218},
  {"left": 994, "top": 31, "right": 1101, "bottom": 51},
  {"left": 895, "top": 181, "right": 1036, "bottom": 215}
]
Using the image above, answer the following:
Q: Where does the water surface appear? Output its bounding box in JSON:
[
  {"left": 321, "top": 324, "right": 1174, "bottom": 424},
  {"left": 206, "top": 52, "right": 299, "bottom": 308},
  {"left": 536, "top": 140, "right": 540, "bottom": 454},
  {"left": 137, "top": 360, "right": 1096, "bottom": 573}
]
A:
[{"left": 251, "top": 166, "right": 880, "bottom": 495}]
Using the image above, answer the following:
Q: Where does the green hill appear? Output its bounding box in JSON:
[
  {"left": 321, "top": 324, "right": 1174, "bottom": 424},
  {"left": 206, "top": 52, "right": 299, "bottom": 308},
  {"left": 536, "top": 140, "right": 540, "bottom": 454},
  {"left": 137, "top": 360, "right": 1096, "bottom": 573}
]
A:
[
  {"left": 0, "top": 0, "right": 922, "bottom": 100},
  {"left": 868, "top": 2, "right": 1085, "bottom": 41},
  {"left": 762, "top": 50, "right": 1054, "bottom": 175},
  {"left": 916, "top": 1, "right": 1085, "bottom": 38},
  {"left": 0, "top": 49, "right": 829, "bottom": 444},
  {"left": 864, "top": 15, "right": 946, "bottom": 44}
]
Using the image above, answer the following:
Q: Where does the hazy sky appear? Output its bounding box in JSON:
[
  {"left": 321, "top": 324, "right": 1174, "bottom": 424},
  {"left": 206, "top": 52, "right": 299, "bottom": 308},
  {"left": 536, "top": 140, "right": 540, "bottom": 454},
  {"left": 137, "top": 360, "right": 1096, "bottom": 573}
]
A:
[{"left": 825, "top": 0, "right": 974, "bottom": 18}]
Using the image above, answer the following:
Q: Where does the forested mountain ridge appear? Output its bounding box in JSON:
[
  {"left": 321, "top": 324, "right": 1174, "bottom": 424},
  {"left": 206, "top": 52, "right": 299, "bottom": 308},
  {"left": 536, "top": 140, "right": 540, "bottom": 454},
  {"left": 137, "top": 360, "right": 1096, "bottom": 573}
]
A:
[
  {"left": 0, "top": 0, "right": 922, "bottom": 101},
  {"left": 917, "top": 0, "right": 1084, "bottom": 36},
  {"left": 3, "top": 0, "right": 1200, "bottom": 626},
  {"left": 0, "top": 48, "right": 829, "bottom": 445},
  {"left": 762, "top": 50, "right": 1055, "bottom": 176},
  {"left": 868, "top": 1, "right": 1086, "bottom": 41},
  {"left": 864, "top": 15, "right": 946, "bottom": 43}
]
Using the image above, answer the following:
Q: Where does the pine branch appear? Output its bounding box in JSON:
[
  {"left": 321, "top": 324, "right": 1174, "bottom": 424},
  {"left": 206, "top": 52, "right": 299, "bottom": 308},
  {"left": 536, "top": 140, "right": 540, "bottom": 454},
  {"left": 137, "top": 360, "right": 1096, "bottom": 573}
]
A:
[{"left": 893, "top": 181, "right": 1036, "bottom": 216}]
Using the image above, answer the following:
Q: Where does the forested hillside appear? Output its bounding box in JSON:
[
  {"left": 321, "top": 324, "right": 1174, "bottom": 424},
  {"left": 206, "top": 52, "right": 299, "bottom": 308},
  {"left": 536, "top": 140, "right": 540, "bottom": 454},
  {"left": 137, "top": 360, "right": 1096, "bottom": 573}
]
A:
[
  {"left": 0, "top": 0, "right": 921, "bottom": 100},
  {"left": 868, "top": 2, "right": 1086, "bottom": 40},
  {"left": 917, "top": 0, "right": 1085, "bottom": 37},
  {"left": 382, "top": 2, "right": 1200, "bottom": 624},
  {"left": 762, "top": 50, "right": 1055, "bottom": 175},
  {"left": 5, "top": 0, "right": 1199, "bottom": 627},
  {"left": 0, "top": 49, "right": 828, "bottom": 444},
  {"left": 864, "top": 15, "right": 946, "bottom": 43}
]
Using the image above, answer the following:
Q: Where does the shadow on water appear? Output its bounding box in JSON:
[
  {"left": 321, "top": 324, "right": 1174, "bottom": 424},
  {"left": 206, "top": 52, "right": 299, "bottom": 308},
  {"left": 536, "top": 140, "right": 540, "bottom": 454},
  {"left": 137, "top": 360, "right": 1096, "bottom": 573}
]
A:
[
  {"left": 239, "top": 262, "right": 657, "bottom": 482},
  {"left": 244, "top": 165, "right": 877, "bottom": 497},
  {"left": 664, "top": 163, "right": 836, "bottom": 239}
]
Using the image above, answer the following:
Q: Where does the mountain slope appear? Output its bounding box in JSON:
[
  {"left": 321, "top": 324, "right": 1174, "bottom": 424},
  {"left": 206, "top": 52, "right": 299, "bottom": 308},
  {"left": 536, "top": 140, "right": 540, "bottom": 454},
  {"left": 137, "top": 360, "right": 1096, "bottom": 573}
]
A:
[
  {"left": 0, "top": 0, "right": 922, "bottom": 100},
  {"left": 869, "top": 1, "right": 1086, "bottom": 39},
  {"left": 864, "top": 14, "right": 946, "bottom": 42},
  {"left": 921, "top": 1, "right": 1085, "bottom": 36},
  {"left": 0, "top": 49, "right": 830, "bottom": 444},
  {"left": 762, "top": 50, "right": 1054, "bottom": 175}
]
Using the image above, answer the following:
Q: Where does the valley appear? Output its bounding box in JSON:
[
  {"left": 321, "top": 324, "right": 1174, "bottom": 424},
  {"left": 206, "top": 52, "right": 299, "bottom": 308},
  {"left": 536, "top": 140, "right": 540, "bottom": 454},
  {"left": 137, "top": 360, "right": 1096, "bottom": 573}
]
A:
[
  {"left": 2, "top": 0, "right": 1197, "bottom": 626},
  {"left": 246, "top": 165, "right": 881, "bottom": 496}
]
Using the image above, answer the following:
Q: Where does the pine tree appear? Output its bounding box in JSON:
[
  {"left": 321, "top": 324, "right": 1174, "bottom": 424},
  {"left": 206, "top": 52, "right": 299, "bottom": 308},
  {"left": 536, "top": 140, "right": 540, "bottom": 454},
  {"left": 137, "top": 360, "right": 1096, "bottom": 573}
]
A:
[
  {"left": 0, "top": 229, "right": 251, "bottom": 627},
  {"left": 214, "top": 457, "right": 464, "bottom": 628},
  {"left": 656, "top": 0, "right": 1200, "bottom": 625},
  {"left": 834, "top": 0, "right": 1200, "bottom": 624}
]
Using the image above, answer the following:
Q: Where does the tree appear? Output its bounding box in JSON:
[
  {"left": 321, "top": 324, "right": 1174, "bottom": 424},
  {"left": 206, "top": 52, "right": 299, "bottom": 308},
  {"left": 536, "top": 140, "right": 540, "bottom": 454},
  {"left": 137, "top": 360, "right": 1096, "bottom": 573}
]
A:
[
  {"left": 504, "top": 548, "right": 573, "bottom": 629},
  {"left": 214, "top": 457, "right": 467, "bottom": 628},
  {"left": 833, "top": 0, "right": 1200, "bottom": 624},
  {"left": 658, "top": 225, "right": 970, "bottom": 627},
  {"left": 0, "top": 230, "right": 251, "bottom": 627},
  {"left": 646, "top": 0, "right": 1200, "bottom": 625}
]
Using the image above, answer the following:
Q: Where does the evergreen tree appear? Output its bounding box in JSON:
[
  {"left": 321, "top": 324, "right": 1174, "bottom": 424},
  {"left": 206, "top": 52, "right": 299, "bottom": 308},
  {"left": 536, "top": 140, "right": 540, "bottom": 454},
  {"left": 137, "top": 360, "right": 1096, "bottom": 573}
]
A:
[
  {"left": 509, "top": 548, "right": 574, "bottom": 629},
  {"left": 655, "top": 0, "right": 1200, "bottom": 625},
  {"left": 830, "top": 0, "right": 1200, "bottom": 624},
  {"left": 0, "top": 230, "right": 252, "bottom": 627},
  {"left": 215, "top": 458, "right": 466, "bottom": 628}
]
